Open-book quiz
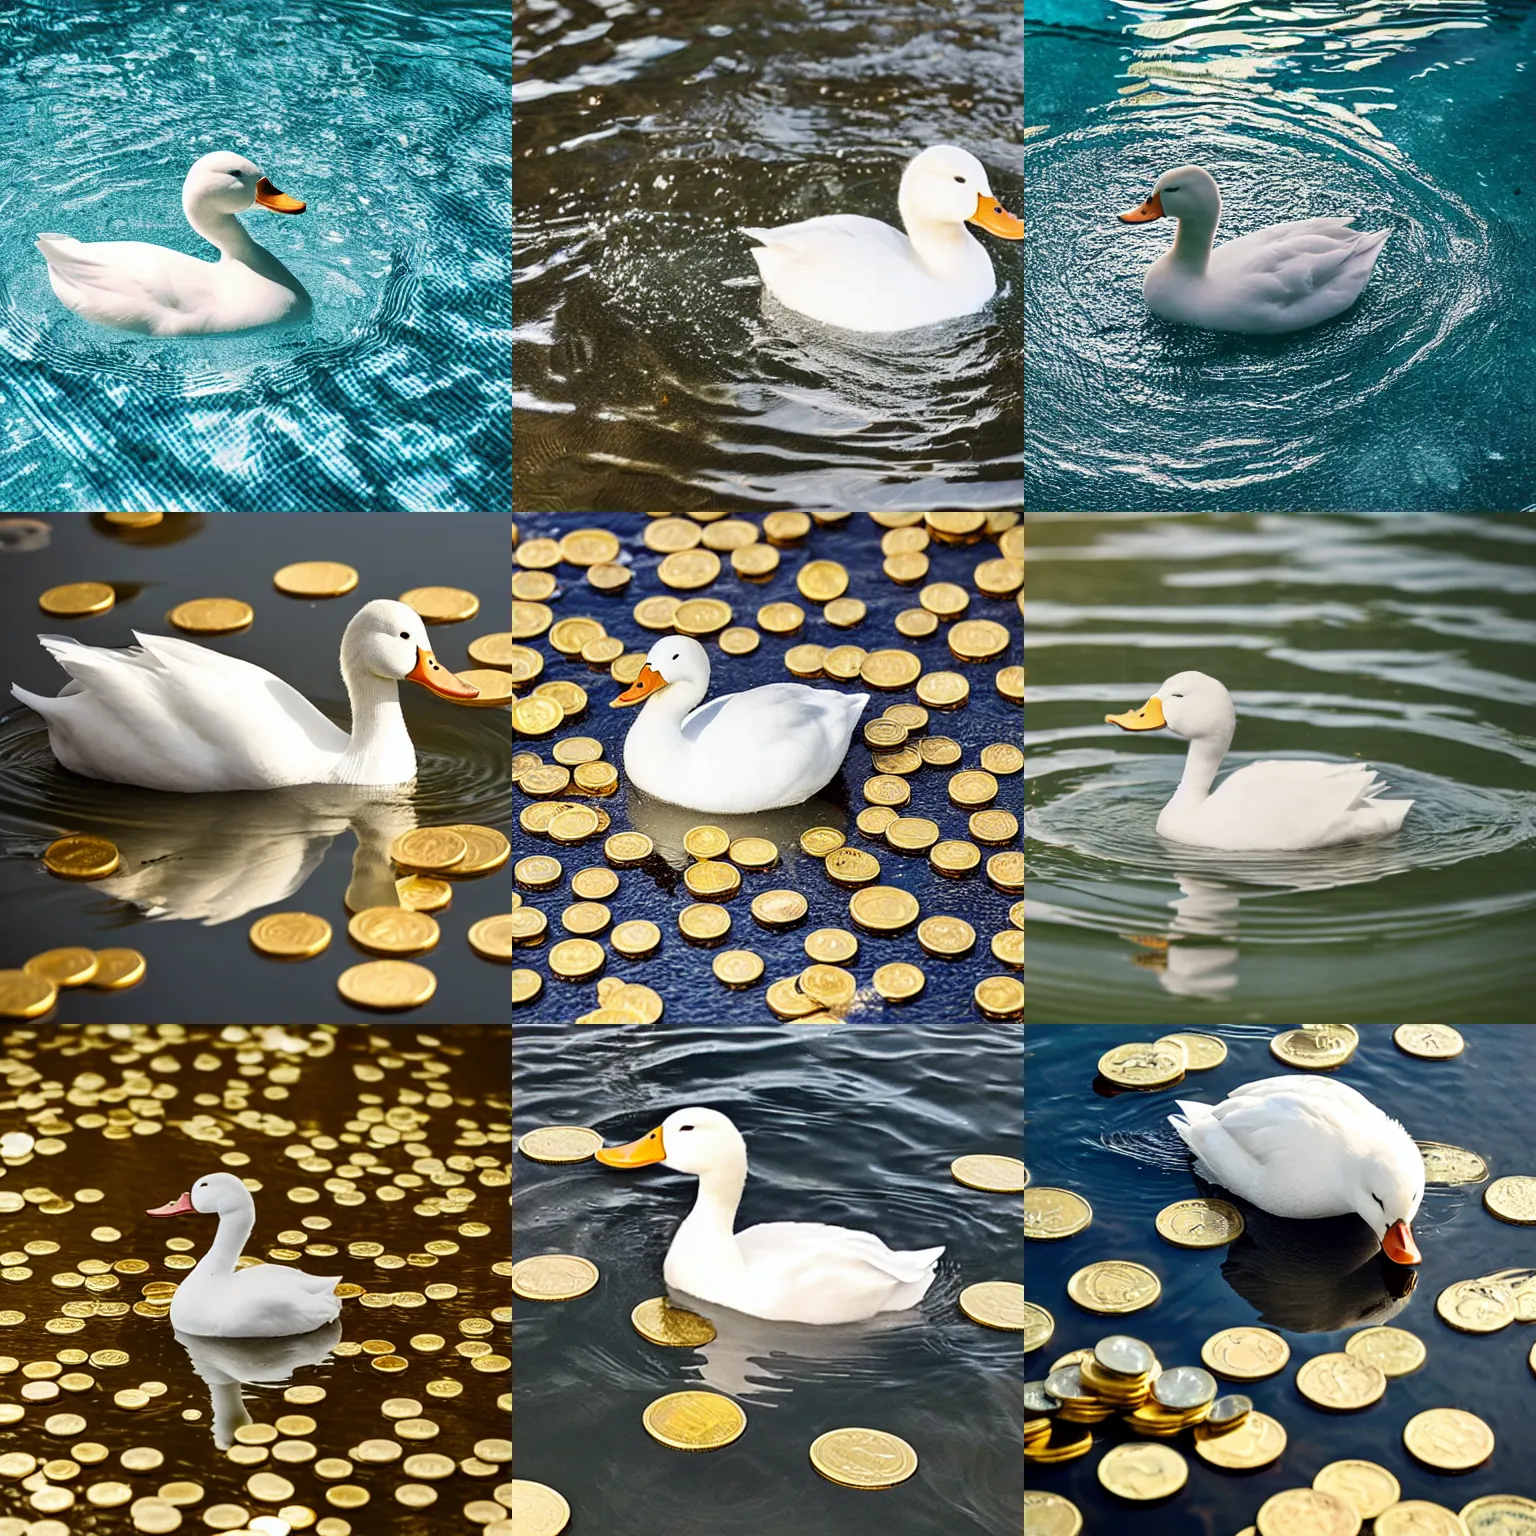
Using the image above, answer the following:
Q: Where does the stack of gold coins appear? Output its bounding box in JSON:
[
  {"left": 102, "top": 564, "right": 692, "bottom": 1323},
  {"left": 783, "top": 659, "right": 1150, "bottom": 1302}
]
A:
[
  {"left": 1078, "top": 1335, "right": 1158, "bottom": 1410},
  {"left": 1043, "top": 1364, "right": 1116, "bottom": 1424},
  {"left": 1123, "top": 1366, "right": 1219, "bottom": 1438},
  {"left": 1023, "top": 1423, "right": 1094, "bottom": 1465},
  {"left": 1023, "top": 1381, "right": 1056, "bottom": 1454},
  {"left": 1200, "top": 1393, "right": 1253, "bottom": 1437}
]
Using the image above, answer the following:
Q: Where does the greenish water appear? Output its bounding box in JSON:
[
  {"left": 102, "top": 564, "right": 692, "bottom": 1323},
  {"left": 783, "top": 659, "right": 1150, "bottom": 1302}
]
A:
[
  {"left": 1025, "top": 1024, "right": 1536, "bottom": 1530},
  {"left": 1025, "top": 513, "right": 1536, "bottom": 1024}
]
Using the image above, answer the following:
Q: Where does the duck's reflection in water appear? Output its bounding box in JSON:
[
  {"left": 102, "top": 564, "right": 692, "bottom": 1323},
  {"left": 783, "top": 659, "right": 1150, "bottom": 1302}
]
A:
[
  {"left": 1129, "top": 876, "right": 1240, "bottom": 1000},
  {"left": 174, "top": 1320, "right": 342, "bottom": 1448},
  {"left": 623, "top": 788, "right": 849, "bottom": 874},
  {"left": 664, "top": 1286, "right": 919, "bottom": 1400}
]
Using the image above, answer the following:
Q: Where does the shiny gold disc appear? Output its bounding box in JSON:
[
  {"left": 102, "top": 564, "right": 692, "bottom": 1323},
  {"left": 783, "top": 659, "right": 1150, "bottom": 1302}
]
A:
[
  {"left": 1065, "top": 1262, "right": 1160, "bottom": 1316},
  {"left": 605, "top": 832, "right": 654, "bottom": 867},
  {"left": 1313, "top": 1460, "right": 1401, "bottom": 1521},
  {"left": 87, "top": 947, "right": 146, "bottom": 990},
  {"left": 1296, "top": 1352, "right": 1387, "bottom": 1412},
  {"left": 684, "top": 860, "right": 740, "bottom": 900},
  {"left": 399, "top": 586, "right": 479, "bottom": 623},
  {"left": 1201, "top": 1327, "right": 1290, "bottom": 1381},
  {"left": 803, "top": 927, "right": 858, "bottom": 964},
  {"left": 630, "top": 1298, "right": 717, "bottom": 1348},
  {"left": 951, "top": 1155, "right": 1026, "bottom": 1193},
  {"left": 1459, "top": 1496, "right": 1536, "bottom": 1535},
  {"left": 1417, "top": 1141, "right": 1489, "bottom": 1186},
  {"left": 848, "top": 885, "right": 918, "bottom": 932},
  {"left": 1393, "top": 1024, "right": 1465, "bottom": 1059},
  {"left": 336, "top": 960, "right": 436, "bottom": 1011},
  {"left": 1485, "top": 1176, "right": 1536, "bottom": 1224},
  {"left": 798, "top": 964, "right": 855, "bottom": 1008},
  {"left": 1402, "top": 1408, "right": 1494, "bottom": 1472},
  {"left": 1344, "top": 1327, "right": 1426, "bottom": 1378},
  {"left": 40, "top": 582, "right": 115, "bottom": 617},
  {"left": 273, "top": 561, "right": 358, "bottom": 597},
  {"left": 1023, "top": 1492, "right": 1082, "bottom": 1536},
  {"left": 641, "top": 1391, "right": 746, "bottom": 1452},
  {"left": 826, "top": 846, "right": 882, "bottom": 887},
  {"left": 917, "top": 915, "right": 975, "bottom": 956},
  {"left": 959, "top": 1281, "right": 1025, "bottom": 1331},
  {"left": 713, "top": 950, "right": 764, "bottom": 987},
  {"left": 728, "top": 836, "right": 778, "bottom": 870},
  {"left": 886, "top": 817, "right": 940, "bottom": 852},
  {"left": 167, "top": 598, "right": 253, "bottom": 634},
  {"left": 511, "top": 1255, "right": 599, "bottom": 1302},
  {"left": 0, "top": 970, "right": 57, "bottom": 1020},
  {"left": 389, "top": 828, "right": 468, "bottom": 873},
  {"left": 548, "top": 939, "right": 605, "bottom": 981},
  {"left": 872, "top": 962, "right": 925, "bottom": 1002},
  {"left": 1436, "top": 1277, "right": 1516, "bottom": 1334},
  {"left": 1193, "top": 1411, "right": 1286, "bottom": 1470},
  {"left": 1377, "top": 1504, "right": 1475, "bottom": 1536},
  {"left": 347, "top": 907, "right": 440, "bottom": 957},
  {"left": 24, "top": 946, "right": 99, "bottom": 987},
  {"left": 809, "top": 1428, "right": 917, "bottom": 1490},
  {"left": 765, "top": 977, "right": 818, "bottom": 1019},
  {"left": 610, "top": 920, "right": 661, "bottom": 959},
  {"left": 515, "top": 855, "right": 564, "bottom": 890},
  {"left": 1155, "top": 1198, "right": 1244, "bottom": 1248},
  {"left": 678, "top": 903, "right": 731, "bottom": 942},
  {"left": 559, "top": 527, "right": 621, "bottom": 566},
  {"left": 512, "top": 968, "right": 544, "bottom": 1006},
  {"left": 683, "top": 825, "right": 730, "bottom": 860},
  {"left": 42, "top": 835, "right": 120, "bottom": 880},
  {"left": 1255, "top": 1488, "right": 1360, "bottom": 1536},
  {"left": 1098, "top": 1442, "right": 1187, "bottom": 1501},
  {"left": 467, "top": 916, "right": 517, "bottom": 962},
  {"left": 517, "top": 1127, "right": 604, "bottom": 1164}
]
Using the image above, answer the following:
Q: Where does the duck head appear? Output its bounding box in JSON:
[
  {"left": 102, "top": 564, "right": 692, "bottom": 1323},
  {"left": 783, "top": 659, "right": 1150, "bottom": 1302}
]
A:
[
  {"left": 900, "top": 145, "right": 1023, "bottom": 241},
  {"left": 596, "top": 1106, "right": 746, "bottom": 1177},
  {"left": 1349, "top": 1134, "right": 1425, "bottom": 1266},
  {"left": 147, "top": 1170, "right": 252, "bottom": 1219},
  {"left": 611, "top": 635, "right": 710, "bottom": 708},
  {"left": 183, "top": 152, "right": 306, "bottom": 223},
  {"left": 342, "top": 599, "right": 479, "bottom": 701},
  {"left": 1119, "top": 165, "right": 1220, "bottom": 229},
  {"left": 1106, "top": 670, "right": 1235, "bottom": 743}
]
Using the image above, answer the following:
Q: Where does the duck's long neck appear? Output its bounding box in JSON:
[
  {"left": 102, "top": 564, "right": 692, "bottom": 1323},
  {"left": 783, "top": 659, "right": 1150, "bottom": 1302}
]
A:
[
  {"left": 897, "top": 190, "right": 989, "bottom": 282},
  {"left": 194, "top": 1203, "right": 254, "bottom": 1281},
  {"left": 334, "top": 658, "right": 415, "bottom": 784},
  {"left": 1169, "top": 209, "right": 1219, "bottom": 276},
  {"left": 1168, "top": 728, "right": 1233, "bottom": 811},
  {"left": 627, "top": 678, "right": 708, "bottom": 750},
  {"left": 185, "top": 202, "right": 264, "bottom": 265},
  {"left": 674, "top": 1156, "right": 748, "bottom": 1267}
]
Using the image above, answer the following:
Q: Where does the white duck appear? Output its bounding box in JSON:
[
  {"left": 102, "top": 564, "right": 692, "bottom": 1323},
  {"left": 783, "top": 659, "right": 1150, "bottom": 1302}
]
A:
[
  {"left": 1106, "top": 670, "right": 1412, "bottom": 850},
  {"left": 148, "top": 1172, "right": 343, "bottom": 1337},
  {"left": 611, "top": 636, "right": 866, "bottom": 814},
  {"left": 1170, "top": 1076, "right": 1424, "bottom": 1265},
  {"left": 743, "top": 145, "right": 1023, "bottom": 332},
  {"left": 38, "top": 152, "right": 310, "bottom": 336},
  {"left": 12, "top": 598, "right": 479, "bottom": 793},
  {"left": 596, "top": 1108, "right": 944, "bottom": 1325},
  {"left": 1118, "top": 165, "right": 1388, "bottom": 334}
]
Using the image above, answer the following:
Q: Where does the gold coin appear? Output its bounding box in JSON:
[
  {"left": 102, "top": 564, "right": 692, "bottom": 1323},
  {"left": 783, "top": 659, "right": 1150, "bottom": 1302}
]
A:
[
  {"left": 599, "top": 981, "right": 664, "bottom": 1023},
  {"left": 80, "top": 947, "right": 144, "bottom": 991},
  {"left": 948, "top": 619, "right": 1011, "bottom": 662},
  {"left": 518, "top": 1127, "right": 604, "bottom": 1164},
  {"left": 702, "top": 519, "right": 759, "bottom": 551},
  {"left": 974, "top": 557, "right": 1024, "bottom": 596},
  {"left": 642, "top": 1391, "right": 746, "bottom": 1452},
  {"left": 1314, "top": 1461, "right": 1402, "bottom": 1521},
  {"left": 1155, "top": 1198, "right": 1244, "bottom": 1248},
  {"left": 167, "top": 597, "right": 253, "bottom": 634},
  {"left": 272, "top": 561, "right": 358, "bottom": 597},
  {"left": 0, "top": 971, "right": 52, "bottom": 1019},
  {"left": 548, "top": 806, "right": 601, "bottom": 844},
  {"left": 605, "top": 832, "right": 654, "bottom": 867},
  {"left": 685, "top": 860, "right": 741, "bottom": 900},
  {"left": 985, "top": 850, "right": 1024, "bottom": 892},
  {"left": 392, "top": 875, "right": 453, "bottom": 912},
  {"left": 516, "top": 536, "right": 563, "bottom": 569},
  {"left": 848, "top": 885, "right": 918, "bottom": 931},
  {"left": 856, "top": 805, "right": 899, "bottom": 837},
  {"left": 799, "top": 963, "right": 855, "bottom": 1008},
  {"left": 1403, "top": 1408, "right": 1494, "bottom": 1472},
  {"left": 337, "top": 959, "right": 437, "bottom": 1010},
  {"left": 1270, "top": 1024, "right": 1360, "bottom": 1070},
  {"left": 399, "top": 586, "right": 478, "bottom": 623},
  {"left": 1395, "top": 1024, "right": 1465, "bottom": 1059},
  {"left": 1256, "top": 1488, "right": 1361, "bottom": 1536},
  {"left": 919, "top": 581, "right": 970, "bottom": 620},
  {"left": 1098, "top": 1443, "right": 1187, "bottom": 1501},
  {"left": 515, "top": 854, "right": 563, "bottom": 889},
  {"left": 826, "top": 846, "right": 882, "bottom": 886},
  {"left": 884, "top": 549, "right": 930, "bottom": 585},
  {"left": 552, "top": 737, "right": 604, "bottom": 766},
  {"left": 762, "top": 511, "right": 811, "bottom": 544},
  {"left": 467, "top": 916, "right": 516, "bottom": 962},
  {"left": 347, "top": 907, "right": 439, "bottom": 956},
  {"left": 520, "top": 765, "right": 572, "bottom": 798},
  {"left": 893, "top": 607, "right": 938, "bottom": 639},
  {"left": 1460, "top": 1496, "right": 1536, "bottom": 1535},
  {"left": 784, "top": 643, "right": 826, "bottom": 677},
  {"left": 588, "top": 563, "right": 633, "bottom": 594},
  {"left": 25, "top": 945, "right": 99, "bottom": 987},
  {"left": 1023, "top": 1301, "right": 1055, "bottom": 1355},
  {"left": 796, "top": 560, "right": 849, "bottom": 602},
  {"left": 581, "top": 635, "right": 626, "bottom": 667},
  {"left": 513, "top": 600, "right": 554, "bottom": 639},
  {"left": 102, "top": 511, "right": 163, "bottom": 528},
  {"left": 931, "top": 840, "right": 981, "bottom": 877},
  {"left": 40, "top": 581, "right": 115, "bottom": 617},
  {"left": 917, "top": 915, "right": 975, "bottom": 956},
  {"left": 510, "top": 908, "right": 549, "bottom": 944},
  {"left": 872, "top": 961, "right": 925, "bottom": 1002},
  {"left": 1346, "top": 1327, "right": 1426, "bottom": 1378},
  {"left": 510, "top": 1476, "right": 573, "bottom": 1535},
  {"left": 1202, "top": 1327, "right": 1290, "bottom": 1381},
  {"left": 658, "top": 550, "right": 721, "bottom": 590},
  {"left": 969, "top": 809, "right": 1019, "bottom": 845},
  {"left": 560, "top": 901, "right": 611, "bottom": 936},
  {"left": 1438, "top": 1276, "right": 1517, "bottom": 1334},
  {"left": 42, "top": 835, "right": 120, "bottom": 880},
  {"left": 886, "top": 817, "right": 939, "bottom": 852},
  {"left": 1194, "top": 1411, "right": 1287, "bottom": 1470},
  {"left": 718, "top": 626, "right": 759, "bottom": 655},
  {"left": 750, "top": 889, "right": 807, "bottom": 927},
  {"left": 823, "top": 599, "right": 866, "bottom": 629},
  {"left": 948, "top": 769, "right": 997, "bottom": 807},
  {"left": 684, "top": 826, "right": 731, "bottom": 860},
  {"left": 468, "top": 629, "right": 520, "bottom": 666},
  {"left": 630, "top": 1298, "right": 717, "bottom": 1348},
  {"left": 455, "top": 667, "right": 514, "bottom": 706},
  {"left": 510, "top": 1255, "right": 599, "bottom": 1302},
  {"left": 644, "top": 516, "right": 702, "bottom": 553},
  {"left": 728, "top": 836, "right": 778, "bottom": 870},
  {"left": 862, "top": 774, "right": 910, "bottom": 808},
  {"left": 1377, "top": 1505, "right": 1474, "bottom": 1536},
  {"left": 549, "top": 618, "right": 607, "bottom": 656},
  {"left": 959, "top": 1281, "right": 1025, "bottom": 1331},
  {"left": 1098, "top": 1041, "right": 1185, "bottom": 1089},
  {"left": 712, "top": 950, "right": 764, "bottom": 987},
  {"left": 860, "top": 649, "right": 922, "bottom": 689},
  {"left": 732, "top": 544, "right": 780, "bottom": 579},
  {"left": 1023, "top": 1492, "right": 1082, "bottom": 1536},
  {"left": 1066, "top": 1261, "right": 1160, "bottom": 1315},
  {"left": 513, "top": 695, "right": 565, "bottom": 736},
  {"left": 1486, "top": 1176, "right": 1536, "bottom": 1224},
  {"left": 512, "top": 968, "right": 544, "bottom": 1006},
  {"left": 926, "top": 511, "right": 989, "bottom": 541},
  {"left": 1297, "top": 1352, "right": 1386, "bottom": 1412},
  {"left": 571, "top": 867, "right": 620, "bottom": 900},
  {"left": 804, "top": 927, "right": 858, "bottom": 964},
  {"left": 951, "top": 1155, "right": 1026, "bottom": 1193},
  {"left": 611, "top": 920, "right": 661, "bottom": 958},
  {"left": 548, "top": 939, "right": 605, "bottom": 981},
  {"left": 918, "top": 734, "right": 961, "bottom": 766},
  {"left": 390, "top": 828, "right": 468, "bottom": 873},
  {"left": 1418, "top": 1141, "right": 1489, "bottom": 1185},
  {"left": 766, "top": 976, "right": 818, "bottom": 1019},
  {"left": 678, "top": 903, "right": 731, "bottom": 942},
  {"left": 559, "top": 527, "right": 621, "bottom": 566},
  {"left": 864, "top": 717, "right": 909, "bottom": 749},
  {"left": 809, "top": 1428, "right": 917, "bottom": 1490},
  {"left": 1154, "top": 1032, "right": 1227, "bottom": 1070}
]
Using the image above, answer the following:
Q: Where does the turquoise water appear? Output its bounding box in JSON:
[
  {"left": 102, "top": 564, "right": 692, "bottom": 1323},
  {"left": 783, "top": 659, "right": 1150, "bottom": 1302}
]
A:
[
  {"left": 1025, "top": 1, "right": 1535, "bottom": 510},
  {"left": 0, "top": 1, "right": 509, "bottom": 511}
]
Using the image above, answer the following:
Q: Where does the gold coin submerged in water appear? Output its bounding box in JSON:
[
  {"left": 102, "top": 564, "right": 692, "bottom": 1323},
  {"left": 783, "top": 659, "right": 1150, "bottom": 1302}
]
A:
[
  {"left": 249, "top": 912, "right": 332, "bottom": 959},
  {"left": 509, "top": 1480, "right": 571, "bottom": 1536},
  {"left": 642, "top": 1391, "right": 746, "bottom": 1451},
  {"left": 1024, "top": 1187, "right": 1092, "bottom": 1241},
  {"left": 1417, "top": 1141, "right": 1489, "bottom": 1186},
  {"left": 42, "top": 835, "right": 120, "bottom": 880},
  {"left": 630, "top": 1298, "right": 717, "bottom": 1348},
  {"left": 1485, "top": 1176, "right": 1536, "bottom": 1225},
  {"left": 951, "top": 1155, "right": 1026, "bottom": 1193},
  {"left": 1097, "top": 1442, "right": 1188, "bottom": 1501},
  {"left": 1098, "top": 1041, "right": 1186, "bottom": 1089},
  {"left": 809, "top": 1428, "right": 918, "bottom": 1490},
  {"left": 959, "top": 1281, "right": 1025, "bottom": 1331},
  {"left": 1155, "top": 1198, "right": 1244, "bottom": 1249},
  {"left": 511, "top": 1255, "right": 600, "bottom": 1302}
]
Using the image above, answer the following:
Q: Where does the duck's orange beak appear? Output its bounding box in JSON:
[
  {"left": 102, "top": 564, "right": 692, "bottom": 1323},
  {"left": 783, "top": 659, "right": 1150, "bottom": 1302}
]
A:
[
  {"left": 406, "top": 648, "right": 480, "bottom": 700},
  {"left": 612, "top": 664, "right": 669, "bottom": 707},
  {"left": 146, "top": 1192, "right": 195, "bottom": 1217},
  {"left": 595, "top": 1126, "right": 667, "bottom": 1167},
  {"left": 254, "top": 176, "right": 306, "bottom": 214},
  {"left": 1119, "top": 191, "right": 1164, "bottom": 224},
  {"left": 1382, "top": 1220, "right": 1421, "bottom": 1266},
  {"left": 968, "top": 192, "right": 1024, "bottom": 240},
  {"left": 1106, "top": 695, "right": 1167, "bottom": 731}
]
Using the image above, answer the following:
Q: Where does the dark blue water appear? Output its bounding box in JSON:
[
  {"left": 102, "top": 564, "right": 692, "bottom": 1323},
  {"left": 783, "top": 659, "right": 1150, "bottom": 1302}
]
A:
[
  {"left": 1027, "top": 1024, "right": 1536, "bottom": 1530},
  {"left": 1025, "top": 0, "right": 1536, "bottom": 511},
  {"left": 0, "top": 1, "right": 509, "bottom": 511}
]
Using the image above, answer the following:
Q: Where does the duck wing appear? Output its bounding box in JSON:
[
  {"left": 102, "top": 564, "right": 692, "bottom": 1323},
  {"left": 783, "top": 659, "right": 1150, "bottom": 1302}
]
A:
[
  {"left": 37, "top": 236, "right": 219, "bottom": 335},
  {"left": 1211, "top": 219, "right": 1389, "bottom": 313},
  {"left": 1209, "top": 760, "right": 1413, "bottom": 847},
  {"left": 742, "top": 214, "right": 915, "bottom": 267},
  {"left": 737, "top": 1221, "right": 944, "bottom": 1283}
]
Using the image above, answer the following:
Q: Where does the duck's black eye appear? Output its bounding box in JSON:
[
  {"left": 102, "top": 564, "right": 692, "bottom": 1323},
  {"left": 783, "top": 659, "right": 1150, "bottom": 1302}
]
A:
[
  {"left": 678, "top": 1124, "right": 694, "bottom": 1132},
  {"left": 400, "top": 631, "right": 410, "bottom": 639},
  {"left": 953, "top": 175, "right": 965, "bottom": 184},
  {"left": 1372, "top": 1193, "right": 1385, "bottom": 1208}
]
